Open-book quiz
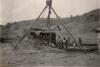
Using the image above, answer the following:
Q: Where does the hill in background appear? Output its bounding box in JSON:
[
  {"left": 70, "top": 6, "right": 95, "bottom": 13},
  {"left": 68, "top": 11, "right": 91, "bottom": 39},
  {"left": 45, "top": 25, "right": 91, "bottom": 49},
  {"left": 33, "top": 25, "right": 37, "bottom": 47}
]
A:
[{"left": 1, "top": 8, "right": 100, "bottom": 44}]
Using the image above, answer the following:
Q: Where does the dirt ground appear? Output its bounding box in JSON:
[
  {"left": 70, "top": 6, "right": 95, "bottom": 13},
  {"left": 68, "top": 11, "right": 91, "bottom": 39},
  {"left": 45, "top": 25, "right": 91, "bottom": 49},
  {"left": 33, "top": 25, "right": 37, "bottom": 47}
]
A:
[{"left": 0, "top": 42, "right": 100, "bottom": 67}]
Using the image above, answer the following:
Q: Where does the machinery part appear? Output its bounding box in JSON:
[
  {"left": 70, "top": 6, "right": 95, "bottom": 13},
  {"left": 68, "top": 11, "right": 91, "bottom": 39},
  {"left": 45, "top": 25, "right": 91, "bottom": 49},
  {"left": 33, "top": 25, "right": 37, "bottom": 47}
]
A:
[{"left": 46, "top": 0, "right": 52, "bottom": 7}]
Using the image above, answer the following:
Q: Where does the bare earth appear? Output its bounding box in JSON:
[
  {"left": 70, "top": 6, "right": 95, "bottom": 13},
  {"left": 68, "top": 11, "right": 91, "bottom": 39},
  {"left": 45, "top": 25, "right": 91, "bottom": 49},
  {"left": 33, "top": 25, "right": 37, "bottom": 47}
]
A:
[{"left": 0, "top": 43, "right": 100, "bottom": 67}]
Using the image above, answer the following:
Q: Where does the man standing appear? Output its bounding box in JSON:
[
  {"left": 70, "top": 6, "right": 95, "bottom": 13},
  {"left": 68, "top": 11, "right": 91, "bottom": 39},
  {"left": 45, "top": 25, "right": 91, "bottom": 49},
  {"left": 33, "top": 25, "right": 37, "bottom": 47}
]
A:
[
  {"left": 79, "top": 37, "right": 83, "bottom": 46},
  {"left": 67, "top": 37, "right": 71, "bottom": 46},
  {"left": 62, "top": 38, "right": 68, "bottom": 50},
  {"left": 97, "top": 31, "right": 100, "bottom": 53},
  {"left": 62, "top": 38, "right": 66, "bottom": 49}
]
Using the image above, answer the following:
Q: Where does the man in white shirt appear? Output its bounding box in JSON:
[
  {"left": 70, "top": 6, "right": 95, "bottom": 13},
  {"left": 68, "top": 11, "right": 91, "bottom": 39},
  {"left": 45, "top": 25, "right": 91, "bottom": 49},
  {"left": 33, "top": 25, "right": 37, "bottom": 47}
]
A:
[{"left": 62, "top": 38, "right": 67, "bottom": 49}]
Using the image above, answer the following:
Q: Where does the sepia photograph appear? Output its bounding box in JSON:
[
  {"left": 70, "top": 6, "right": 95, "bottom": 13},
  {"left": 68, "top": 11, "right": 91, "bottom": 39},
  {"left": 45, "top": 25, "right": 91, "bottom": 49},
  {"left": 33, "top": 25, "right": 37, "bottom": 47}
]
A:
[{"left": 0, "top": 0, "right": 100, "bottom": 67}]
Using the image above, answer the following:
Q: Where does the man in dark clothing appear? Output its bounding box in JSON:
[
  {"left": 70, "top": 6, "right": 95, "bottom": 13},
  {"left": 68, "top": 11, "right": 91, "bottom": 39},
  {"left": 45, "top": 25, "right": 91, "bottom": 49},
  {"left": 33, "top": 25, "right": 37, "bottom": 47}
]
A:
[
  {"left": 67, "top": 37, "right": 71, "bottom": 46},
  {"left": 79, "top": 37, "right": 83, "bottom": 46},
  {"left": 62, "top": 38, "right": 65, "bottom": 48}
]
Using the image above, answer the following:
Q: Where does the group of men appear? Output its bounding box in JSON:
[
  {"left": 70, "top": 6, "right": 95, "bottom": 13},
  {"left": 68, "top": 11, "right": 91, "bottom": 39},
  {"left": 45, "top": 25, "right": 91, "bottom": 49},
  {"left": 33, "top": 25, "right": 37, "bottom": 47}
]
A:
[
  {"left": 40, "top": 35, "right": 83, "bottom": 51},
  {"left": 56, "top": 37, "right": 71, "bottom": 50},
  {"left": 54, "top": 36, "right": 83, "bottom": 50}
]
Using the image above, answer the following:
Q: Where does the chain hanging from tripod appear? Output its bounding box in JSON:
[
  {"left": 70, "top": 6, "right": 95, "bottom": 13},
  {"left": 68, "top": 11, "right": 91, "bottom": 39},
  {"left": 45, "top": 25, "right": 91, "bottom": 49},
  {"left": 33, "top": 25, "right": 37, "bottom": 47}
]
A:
[{"left": 46, "top": 0, "right": 52, "bottom": 30}]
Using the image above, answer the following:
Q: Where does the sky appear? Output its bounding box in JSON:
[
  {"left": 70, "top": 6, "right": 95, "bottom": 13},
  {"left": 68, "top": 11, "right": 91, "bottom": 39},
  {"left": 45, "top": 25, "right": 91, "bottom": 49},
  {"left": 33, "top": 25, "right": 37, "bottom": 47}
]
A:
[{"left": 0, "top": 0, "right": 100, "bottom": 25}]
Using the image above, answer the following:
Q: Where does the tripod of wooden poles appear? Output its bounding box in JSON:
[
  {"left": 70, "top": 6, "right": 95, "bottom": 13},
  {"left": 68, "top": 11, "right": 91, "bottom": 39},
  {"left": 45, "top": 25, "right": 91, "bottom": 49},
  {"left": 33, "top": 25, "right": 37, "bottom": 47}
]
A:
[{"left": 14, "top": 0, "right": 82, "bottom": 50}]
